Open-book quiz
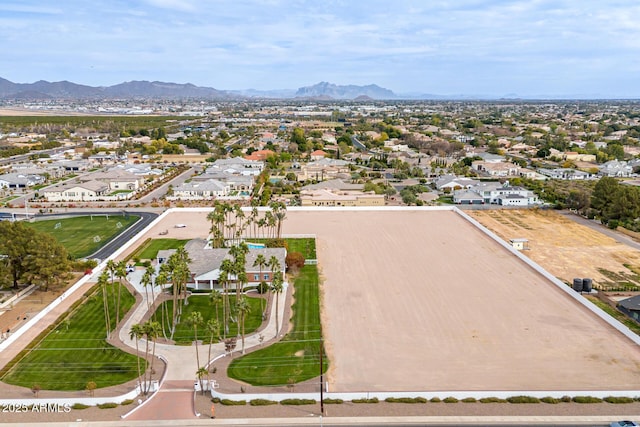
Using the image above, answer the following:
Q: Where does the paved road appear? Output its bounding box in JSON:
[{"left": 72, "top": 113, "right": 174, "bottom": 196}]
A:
[{"left": 561, "top": 211, "right": 640, "bottom": 251}]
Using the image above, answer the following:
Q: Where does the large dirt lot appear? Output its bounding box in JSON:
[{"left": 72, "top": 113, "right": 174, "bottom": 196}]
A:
[
  {"left": 139, "top": 208, "right": 640, "bottom": 393},
  {"left": 469, "top": 209, "right": 640, "bottom": 287}
]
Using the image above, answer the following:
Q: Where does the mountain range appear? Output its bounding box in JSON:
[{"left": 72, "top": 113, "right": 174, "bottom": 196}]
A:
[{"left": 0, "top": 78, "right": 401, "bottom": 101}]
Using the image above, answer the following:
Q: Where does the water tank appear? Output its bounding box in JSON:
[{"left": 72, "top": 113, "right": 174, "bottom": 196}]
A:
[
  {"left": 572, "top": 278, "right": 583, "bottom": 292},
  {"left": 582, "top": 278, "right": 592, "bottom": 293}
]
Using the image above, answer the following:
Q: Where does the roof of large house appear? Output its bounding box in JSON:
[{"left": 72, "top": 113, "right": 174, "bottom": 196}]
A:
[
  {"left": 44, "top": 180, "right": 109, "bottom": 193},
  {"left": 619, "top": 295, "right": 640, "bottom": 311},
  {"left": 301, "top": 179, "right": 363, "bottom": 191},
  {"left": 160, "top": 239, "right": 287, "bottom": 278}
]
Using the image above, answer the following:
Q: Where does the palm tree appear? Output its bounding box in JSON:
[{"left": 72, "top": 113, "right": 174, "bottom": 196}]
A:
[
  {"left": 114, "top": 260, "right": 127, "bottom": 327},
  {"left": 187, "top": 311, "right": 204, "bottom": 368},
  {"left": 209, "top": 289, "right": 222, "bottom": 324},
  {"left": 140, "top": 265, "right": 155, "bottom": 311},
  {"left": 253, "top": 254, "right": 268, "bottom": 316},
  {"left": 270, "top": 201, "right": 287, "bottom": 239},
  {"left": 266, "top": 255, "right": 281, "bottom": 323},
  {"left": 106, "top": 259, "right": 118, "bottom": 321},
  {"left": 143, "top": 320, "right": 162, "bottom": 395},
  {"left": 219, "top": 260, "right": 233, "bottom": 337},
  {"left": 129, "top": 323, "right": 145, "bottom": 392},
  {"left": 196, "top": 366, "right": 208, "bottom": 396},
  {"left": 271, "top": 274, "right": 284, "bottom": 339},
  {"left": 98, "top": 271, "right": 111, "bottom": 339},
  {"left": 237, "top": 297, "right": 251, "bottom": 354},
  {"left": 205, "top": 318, "right": 220, "bottom": 369}
]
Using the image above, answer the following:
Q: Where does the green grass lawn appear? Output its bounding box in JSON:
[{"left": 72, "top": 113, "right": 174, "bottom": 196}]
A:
[
  {"left": 227, "top": 239, "right": 327, "bottom": 386},
  {"left": 1, "top": 283, "right": 141, "bottom": 390},
  {"left": 25, "top": 215, "right": 140, "bottom": 259},
  {"left": 154, "top": 294, "right": 264, "bottom": 345},
  {"left": 246, "top": 237, "right": 316, "bottom": 259},
  {"left": 133, "top": 238, "right": 189, "bottom": 261}
]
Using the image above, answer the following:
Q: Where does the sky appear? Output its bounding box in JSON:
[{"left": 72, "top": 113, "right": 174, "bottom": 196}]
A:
[{"left": 1, "top": 0, "right": 639, "bottom": 98}]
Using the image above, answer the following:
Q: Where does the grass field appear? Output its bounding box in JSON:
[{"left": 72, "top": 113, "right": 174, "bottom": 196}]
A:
[
  {"left": 0, "top": 283, "right": 140, "bottom": 390},
  {"left": 25, "top": 215, "right": 140, "bottom": 259},
  {"left": 154, "top": 294, "right": 264, "bottom": 345},
  {"left": 132, "top": 238, "right": 189, "bottom": 261},
  {"left": 227, "top": 239, "right": 326, "bottom": 386}
]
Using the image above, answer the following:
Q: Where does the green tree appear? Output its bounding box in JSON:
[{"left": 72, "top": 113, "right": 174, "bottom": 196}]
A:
[
  {"left": 196, "top": 366, "right": 208, "bottom": 396},
  {"left": 270, "top": 274, "right": 284, "bottom": 339},
  {"left": 129, "top": 323, "right": 145, "bottom": 390},
  {"left": 187, "top": 311, "right": 204, "bottom": 369},
  {"left": 205, "top": 318, "right": 220, "bottom": 369},
  {"left": 98, "top": 271, "right": 111, "bottom": 339},
  {"left": 237, "top": 296, "right": 251, "bottom": 354},
  {"left": 591, "top": 177, "right": 619, "bottom": 223}
]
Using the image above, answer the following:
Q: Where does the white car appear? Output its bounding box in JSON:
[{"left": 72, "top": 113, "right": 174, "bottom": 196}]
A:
[
  {"left": 174, "top": 224, "right": 187, "bottom": 228},
  {"left": 610, "top": 421, "right": 639, "bottom": 427}
]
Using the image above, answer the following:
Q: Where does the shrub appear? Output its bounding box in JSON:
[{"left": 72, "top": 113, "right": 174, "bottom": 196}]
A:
[
  {"left": 572, "top": 396, "right": 602, "bottom": 404},
  {"left": 560, "top": 395, "right": 571, "bottom": 403},
  {"left": 352, "top": 398, "right": 379, "bottom": 404},
  {"left": 461, "top": 397, "right": 477, "bottom": 403},
  {"left": 97, "top": 402, "right": 118, "bottom": 409},
  {"left": 604, "top": 396, "right": 634, "bottom": 404},
  {"left": 72, "top": 403, "right": 89, "bottom": 410},
  {"left": 220, "top": 399, "right": 246, "bottom": 406},
  {"left": 285, "top": 252, "right": 305, "bottom": 270},
  {"left": 384, "top": 397, "right": 427, "bottom": 404},
  {"left": 211, "top": 397, "right": 221, "bottom": 403},
  {"left": 120, "top": 399, "right": 134, "bottom": 406},
  {"left": 280, "top": 399, "right": 316, "bottom": 405},
  {"left": 323, "top": 398, "right": 343, "bottom": 404},
  {"left": 443, "top": 397, "right": 459, "bottom": 403},
  {"left": 540, "top": 396, "right": 560, "bottom": 404},
  {"left": 506, "top": 396, "right": 540, "bottom": 404},
  {"left": 250, "top": 399, "right": 277, "bottom": 406},
  {"left": 479, "top": 397, "right": 507, "bottom": 403},
  {"left": 430, "top": 397, "right": 441, "bottom": 403}
]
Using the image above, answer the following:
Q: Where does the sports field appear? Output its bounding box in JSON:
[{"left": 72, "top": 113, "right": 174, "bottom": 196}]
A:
[{"left": 131, "top": 208, "right": 640, "bottom": 393}]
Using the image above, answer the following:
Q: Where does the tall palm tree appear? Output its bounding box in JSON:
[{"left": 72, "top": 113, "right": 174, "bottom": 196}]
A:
[
  {"left": 106, "top": 259, "right": 118, "bottom": 321},
  {"left": 114, "top": 260, "right": 127, "bottom": 327},
  {"left": 141, "top": 265, "right": 155, "bottom": 311},
  {"left": 237, "top": 297, "right": 251, "bottom": 354},
  {"left": 270, "top": 201, "right": 287, "bottom": 239},
  {"left": 98, "top": 271, "right": 111, "bottom": 339},
  {"left": 219, "top": 260, "right": 233, "bottom": 337},
  {"left": 129, "top": 323, "right": 145, "bottom": 392},
  {"left": 253, "top": 254, "right": 268, "bottom": 316},
  {"left": 209, "top": 289, "right": 222, "bottom": 324},
  {"left": 205, "top": 318, "right": 220, "bottom": 369},
  {"left": 187, "top": 311, "right": 204, "bottom": 368},
  {"left": 271, "top": 274, "right": 284, "bottom": 339},
  {"left": 143, "top": 320, "right": 162, "bottom": 395},
  {"left": 267, "top": 255, "right": 281, "bottom": 322}
]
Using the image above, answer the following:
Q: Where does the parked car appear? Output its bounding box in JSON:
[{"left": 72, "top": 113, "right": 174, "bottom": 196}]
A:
[{"left": 610, "top": 421, "right": 639, "bottom": 427}]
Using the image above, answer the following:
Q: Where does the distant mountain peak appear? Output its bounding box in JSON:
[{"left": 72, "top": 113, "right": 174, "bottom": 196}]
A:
[{"left": 295, "top": 82, "right": 396, "bottom": 100}]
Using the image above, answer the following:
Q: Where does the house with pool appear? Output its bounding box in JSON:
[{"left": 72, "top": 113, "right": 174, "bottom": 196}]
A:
[{"left": 157, "top": 239, "right": 286, "bottom": 291}]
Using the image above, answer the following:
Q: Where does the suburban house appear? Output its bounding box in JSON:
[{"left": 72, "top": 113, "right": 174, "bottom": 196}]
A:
[
  {"left": 300, "top": 188, "right": 385, "bottom": 206},
  {"left": 538, "top": 168, "right": 595, "bottom": 180},
  {"left": 453, "top": 181, "right": 538, "bottom": 206},
  {"left": 157, "top": 239, "right": 286, "bottom": 291},
  {"left": 169, "top": 180, "right": 230, "bottom": 200},
  {"left": 472, "top": 161, "right": 521, "bottom": 177},
  {"left": 193, "top": 169, "right": 255, "bottom": 193},
  {"left": 91, "top": 169, "right": 144, "bottom": 191},
  {"left": 309, "top": 150, "right": 328, "bottom": 161},
  {"left": 434, "top": 174, "right": 480, "bottom": 192},
  {"left": 208, "top": 157, "right": 264, "bottom": 176},
  {"left": 244, "top": 150, "right": 275, "bottom": 162},
  {"left": 301, "top": 178, "right": 364, "bottom": 192},
  {"left": 298, "top": 158, "right": 351, "bottom": 181},
  {"left": 599, "top": 160, "right": 633, "bottom": 177},
  {"left": 42, "top": 181, "right": 110, "bottom": 202},
  {"left": 0, "top": 172, "right": 45, "bottom": 189}
]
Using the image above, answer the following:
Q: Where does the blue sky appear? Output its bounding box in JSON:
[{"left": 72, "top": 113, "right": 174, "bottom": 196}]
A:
[{"left": 1, "top": 0, "right": 639, "bottom": 97}]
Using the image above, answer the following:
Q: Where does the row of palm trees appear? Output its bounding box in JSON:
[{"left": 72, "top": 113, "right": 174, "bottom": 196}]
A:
[
  {"left": 97, "top": 260, "right": 129, "bottom": 339},
  {"left": 128, "top": 320, "right": 161, "bottom": 395},
  {"left": 207, "top": 201, "right": 287, "bottom": 248}
]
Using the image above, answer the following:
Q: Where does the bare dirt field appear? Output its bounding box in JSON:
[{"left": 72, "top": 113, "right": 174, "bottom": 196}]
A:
[
  {"left": 469, "top": 209, "right": 640, "bottom": 287},
  {"left": 138, "top": 208, "right": 640, "bottom": 393}
]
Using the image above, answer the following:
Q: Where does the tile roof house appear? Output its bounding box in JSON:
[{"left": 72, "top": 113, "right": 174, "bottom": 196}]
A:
[
  {"left": 599, "top": 160, "right": 633, "bottom": 177},
  {"left": 158, "top": 239, "right": 286, "bottom": 291}
]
